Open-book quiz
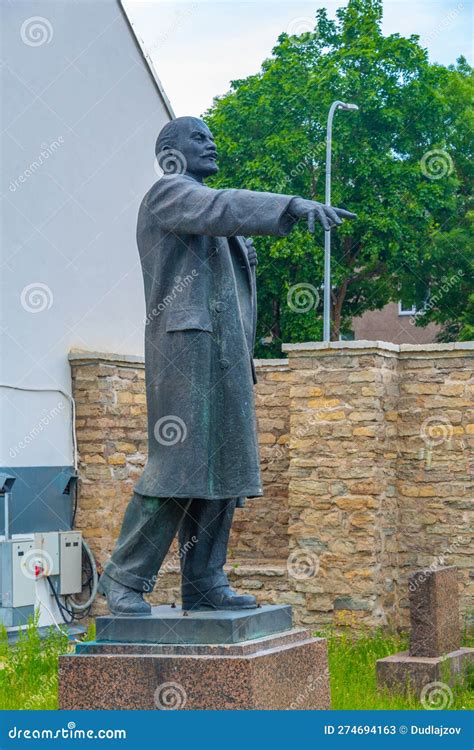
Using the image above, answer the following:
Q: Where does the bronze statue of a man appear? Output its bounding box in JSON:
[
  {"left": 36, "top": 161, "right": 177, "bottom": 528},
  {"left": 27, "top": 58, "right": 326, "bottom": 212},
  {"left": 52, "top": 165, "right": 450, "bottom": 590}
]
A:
[{"left": 98, "top": 116, "right": 355, "bottom": 615}]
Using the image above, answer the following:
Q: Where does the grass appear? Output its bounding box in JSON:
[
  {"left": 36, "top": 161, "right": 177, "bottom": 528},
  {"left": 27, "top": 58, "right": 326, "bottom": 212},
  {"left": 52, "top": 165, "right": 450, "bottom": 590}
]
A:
[
  {"left": 317, "top": 626, "right": 474, "bottom": 710},
  {"left": 0, "top": 615, "right": 95, "bottom": 710},
  {"left": 0, "top": 617, "right": 472, "bottom": 710}
]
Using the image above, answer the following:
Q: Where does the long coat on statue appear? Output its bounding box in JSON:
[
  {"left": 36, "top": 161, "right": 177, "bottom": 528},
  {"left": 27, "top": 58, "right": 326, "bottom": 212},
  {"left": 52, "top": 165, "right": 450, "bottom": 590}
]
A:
[{"left": 133, "top": 174, "right": 296, "bottom": 501}]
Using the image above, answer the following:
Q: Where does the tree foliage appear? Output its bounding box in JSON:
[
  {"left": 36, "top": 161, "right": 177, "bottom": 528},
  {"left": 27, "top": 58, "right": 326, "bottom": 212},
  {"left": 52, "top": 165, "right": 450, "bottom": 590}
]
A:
[{"left": 204, "top": 0, "right": 473, "bottom": 353}]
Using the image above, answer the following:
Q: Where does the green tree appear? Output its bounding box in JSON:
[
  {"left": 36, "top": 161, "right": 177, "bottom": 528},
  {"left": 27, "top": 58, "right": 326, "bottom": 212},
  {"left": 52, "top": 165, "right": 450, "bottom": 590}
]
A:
[
  {"left": 408, "top": 59, "right": 473, "bottom": 340},
  {"left": 204, "top": 0, "right": 473, "bottom": 354}
]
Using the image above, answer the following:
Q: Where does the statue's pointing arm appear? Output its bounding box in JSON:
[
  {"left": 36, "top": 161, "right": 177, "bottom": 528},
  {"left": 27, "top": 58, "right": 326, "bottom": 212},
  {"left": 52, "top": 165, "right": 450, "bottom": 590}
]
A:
[{"left": 144, "top": 176, "right": 299, "bottom": 237}]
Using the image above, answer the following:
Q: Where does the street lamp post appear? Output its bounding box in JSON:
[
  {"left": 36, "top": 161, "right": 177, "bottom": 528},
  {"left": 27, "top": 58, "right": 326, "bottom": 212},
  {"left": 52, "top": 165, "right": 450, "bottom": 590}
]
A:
[{"left": 323, "top": 100, "right": 358, "bottom": 343}]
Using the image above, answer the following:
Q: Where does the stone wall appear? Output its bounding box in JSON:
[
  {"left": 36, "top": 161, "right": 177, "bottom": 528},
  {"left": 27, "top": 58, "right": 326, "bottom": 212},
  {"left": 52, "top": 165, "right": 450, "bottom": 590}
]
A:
[
  {"left": 282, "top": 341, "right": 473, "bottom": 631},
  {"left": 69, "top": 341, "right": 473, "bottom": 629}
]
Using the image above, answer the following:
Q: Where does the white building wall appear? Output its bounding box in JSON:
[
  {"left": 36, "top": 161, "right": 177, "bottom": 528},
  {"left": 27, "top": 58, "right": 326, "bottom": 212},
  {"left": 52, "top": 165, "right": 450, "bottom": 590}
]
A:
[{"left": 1, "top": 0, "right": 172, "bottom": 468}]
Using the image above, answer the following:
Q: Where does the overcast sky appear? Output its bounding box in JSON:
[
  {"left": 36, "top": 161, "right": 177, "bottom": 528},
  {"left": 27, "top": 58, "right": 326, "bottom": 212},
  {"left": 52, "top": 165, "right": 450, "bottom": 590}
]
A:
[{"left": 123, "top": 0, "right": 472, "bottom": 116}]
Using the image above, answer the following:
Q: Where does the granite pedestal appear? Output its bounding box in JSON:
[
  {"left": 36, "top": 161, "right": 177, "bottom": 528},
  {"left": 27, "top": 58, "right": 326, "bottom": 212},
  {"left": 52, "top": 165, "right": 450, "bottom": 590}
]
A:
[
  {"left": 377, "top": 567, "right": 474, "bottom": 695},
  {"left": 59, "top": 605, "right": 331, "bottom": 710}
]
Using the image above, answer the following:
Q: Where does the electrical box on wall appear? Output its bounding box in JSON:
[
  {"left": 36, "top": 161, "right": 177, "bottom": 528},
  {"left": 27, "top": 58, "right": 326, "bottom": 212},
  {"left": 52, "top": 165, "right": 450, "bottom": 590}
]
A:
[
  {"left": 59, "top": 531, "right": 82, "bottom": 595},
  {"left": 33, "top": 532, "right": 60, "bottom": 576},
  {"left": 0, "top": 537, "right": 35, "bottom": 626},
  {"left": 12, "top": 539, "right": 36, "bottom": 608},
  {"left": 0, "top": 529, "right": 84, "bottom": 629}
]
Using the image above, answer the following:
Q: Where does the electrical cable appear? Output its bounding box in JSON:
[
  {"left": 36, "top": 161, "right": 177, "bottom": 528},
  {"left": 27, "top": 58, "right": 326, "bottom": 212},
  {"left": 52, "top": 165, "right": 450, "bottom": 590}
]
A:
[
  {"left": 46, "top": 576, "right": 75, "bottom": 624},
  {"left": 67, "top": 538, "right": 99, "bottom": 613},
  {"left": 70, "top": 480, "right": 78, "bottom": 527},
  {"left": 44, "top": 537, "right": 98, "bottom": 623},
  {"left": 35, "top": 595, "right": 69, "bottom": 635}
]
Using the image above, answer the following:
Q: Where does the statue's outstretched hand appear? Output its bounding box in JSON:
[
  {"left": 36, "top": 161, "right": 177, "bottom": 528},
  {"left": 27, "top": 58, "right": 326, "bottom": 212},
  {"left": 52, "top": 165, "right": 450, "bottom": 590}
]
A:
[{"left": 289, "top": 197, "right": 357, "bottom": 233}]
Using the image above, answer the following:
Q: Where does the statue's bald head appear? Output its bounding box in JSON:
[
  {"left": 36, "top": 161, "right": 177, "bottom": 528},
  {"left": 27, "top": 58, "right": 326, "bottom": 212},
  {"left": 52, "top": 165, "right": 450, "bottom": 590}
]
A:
[
  {"left": 155, "top": 117, "right": 218, "bottom": 181},
  {"left": 156, "top": 117, "right": 204, "bottom": 155}
]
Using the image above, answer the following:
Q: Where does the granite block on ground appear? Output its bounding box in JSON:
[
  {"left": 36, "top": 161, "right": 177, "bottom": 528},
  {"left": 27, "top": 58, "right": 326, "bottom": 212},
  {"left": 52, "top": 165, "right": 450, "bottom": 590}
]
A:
[
  {"left": 376, "top": 648, "right": 474, "bottom": 696},
  {"left": 408, "top": 566, "right": 460, "bottom": 657},
  {"left": 376, "top": 566, "right": 472, "bottom": 696}
]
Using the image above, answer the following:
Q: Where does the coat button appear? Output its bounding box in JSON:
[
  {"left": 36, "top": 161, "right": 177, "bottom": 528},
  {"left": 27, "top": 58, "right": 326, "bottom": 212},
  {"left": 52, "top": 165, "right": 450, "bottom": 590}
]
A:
[
  {"left": 214, "top": 301, "right": 225, "bottom": 312},
  {"left": 219, "top": 358, "right": 230, "bottom": 369}
]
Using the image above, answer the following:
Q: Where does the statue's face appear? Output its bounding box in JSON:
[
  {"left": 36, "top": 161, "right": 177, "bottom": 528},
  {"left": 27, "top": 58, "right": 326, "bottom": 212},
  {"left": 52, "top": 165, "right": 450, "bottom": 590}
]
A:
[{"left": 173, "top": 119, "right": 218, "bottom": 178}]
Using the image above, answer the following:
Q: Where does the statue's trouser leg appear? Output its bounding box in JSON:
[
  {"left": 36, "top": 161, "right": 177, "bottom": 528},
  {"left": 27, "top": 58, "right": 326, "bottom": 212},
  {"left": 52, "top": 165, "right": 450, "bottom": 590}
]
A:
[
  {"left": 102, "top": 492, "right": 192, "bottom": 593},
  {"left": 179, "top": 497, "right": 237, "bottom": 601}
]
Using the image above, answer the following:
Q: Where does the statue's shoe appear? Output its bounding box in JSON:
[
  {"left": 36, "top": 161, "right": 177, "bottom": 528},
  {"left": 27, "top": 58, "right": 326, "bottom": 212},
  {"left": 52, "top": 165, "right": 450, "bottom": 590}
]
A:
[
  {"left": 97, "top": 573, "right": 151, "bottom": 617},
  {"left": 182, "top": 585, "right": 258, "bottom": 611}
]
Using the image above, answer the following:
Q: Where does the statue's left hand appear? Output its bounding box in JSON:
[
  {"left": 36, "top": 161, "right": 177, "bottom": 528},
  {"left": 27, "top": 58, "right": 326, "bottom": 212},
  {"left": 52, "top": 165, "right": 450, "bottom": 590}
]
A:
[{"left": 245, "top": 238, "right": 258, "bottom": 266}]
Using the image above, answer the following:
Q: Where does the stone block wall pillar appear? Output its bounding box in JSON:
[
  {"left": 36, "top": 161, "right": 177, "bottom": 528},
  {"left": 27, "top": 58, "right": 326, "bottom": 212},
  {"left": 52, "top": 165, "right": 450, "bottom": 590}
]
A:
[
  {"left": 282, "top": 342, "right": 401, "bottom": 630},
  {"left": 396, "top": 345, "right": 473, "bottom": 628}
]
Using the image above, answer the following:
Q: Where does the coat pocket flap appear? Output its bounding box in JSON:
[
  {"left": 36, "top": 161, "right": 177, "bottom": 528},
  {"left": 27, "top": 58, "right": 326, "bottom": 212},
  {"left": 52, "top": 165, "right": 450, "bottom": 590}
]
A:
[{"left": 165, "top": 308, "right": 213, "bottom": 332}]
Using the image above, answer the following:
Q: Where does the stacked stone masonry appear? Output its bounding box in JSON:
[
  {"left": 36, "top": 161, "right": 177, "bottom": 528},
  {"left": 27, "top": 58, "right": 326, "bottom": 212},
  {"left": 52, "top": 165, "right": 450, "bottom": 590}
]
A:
[{"left": 69, "top": 341, "right": 473, "bottom": 630}]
